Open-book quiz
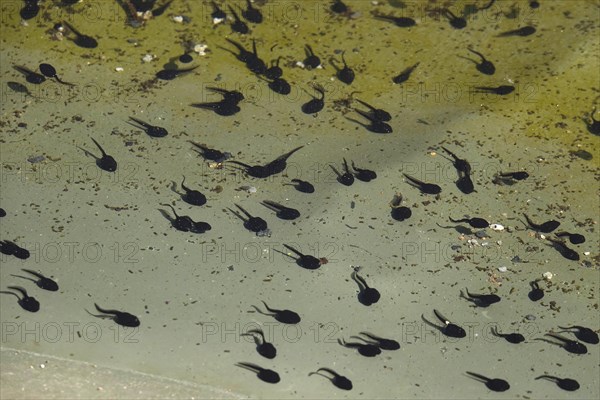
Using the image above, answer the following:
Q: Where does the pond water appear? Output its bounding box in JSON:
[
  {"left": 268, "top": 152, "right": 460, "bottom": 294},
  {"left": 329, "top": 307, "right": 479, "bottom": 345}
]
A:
[{"left": 1, "top": 0, "right": 598, "bottom": 399}]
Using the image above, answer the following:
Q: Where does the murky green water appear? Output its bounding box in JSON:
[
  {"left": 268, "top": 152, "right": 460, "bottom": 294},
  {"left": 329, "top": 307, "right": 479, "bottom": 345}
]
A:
[{"left": 1, "top": 0, "right": 599, "bottom": 399}]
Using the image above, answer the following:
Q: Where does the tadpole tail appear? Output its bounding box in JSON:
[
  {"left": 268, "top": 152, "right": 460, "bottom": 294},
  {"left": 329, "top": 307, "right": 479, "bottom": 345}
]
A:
[
  {"left": 433, "top": 309, "right": 449, "bottom": 324},
  {"left": 21, "top": 268, "right": 45, "bottom": 279},
  {"left": 90, "top": 138, "right": 106, "bottom": 156},
  {"left": 94, "top": 303, "right": 118, "bottom": 314},
  {"left": 161, "top": 203, "right": 178, "bottom": 218},
  {"left": 465, "top": 371, "right": 488, "bottom": 383},
  {"left": 10, "top": 274, "right": 35, "bottom": 284},
  {"left": 62, "top": 21, "right": 83, "bottom": 37},
  {"left": 275, "top": 146, "right": 304, "bottom": 162},
  {"left": 283, "top": 244, "right": 303, "bottom": 257},
  {"left": 6, "top": 286, "right": 27, "bottom": 297}
]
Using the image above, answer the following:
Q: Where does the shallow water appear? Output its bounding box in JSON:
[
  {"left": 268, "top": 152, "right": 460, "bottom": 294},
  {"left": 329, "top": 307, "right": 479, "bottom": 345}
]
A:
[{"left": 1, "top": 0, "right": 599, "bottom": 399}]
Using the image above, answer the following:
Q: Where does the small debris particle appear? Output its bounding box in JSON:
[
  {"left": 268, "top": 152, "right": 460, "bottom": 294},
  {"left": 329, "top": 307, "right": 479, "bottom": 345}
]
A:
[{"left": 27, "top": 155, "right": 45, "bottom": 164}]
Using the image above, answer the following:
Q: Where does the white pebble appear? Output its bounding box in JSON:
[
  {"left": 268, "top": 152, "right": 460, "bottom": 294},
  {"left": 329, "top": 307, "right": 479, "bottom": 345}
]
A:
[
  {"left": 296, "top": 61, "right": 305, "bottom": 68},
  {"left": 490, "top": 224, "right": 504, "bottom": 231},
  {"left": 115, "top": 67, "right": 124, "bottom": 72},
  {"left": 498, "top": 266, "right": 507, "bottom": 272},
  {"left": 172, "top": 15, "right": 184, "bottom": 23},
  {"left": 542, "top": 271, "right": 553, "bottom": 280},
  {"left": 194, "top": 43, "right": 208, "bottom": 56},
  {"left": 142, "top": 54, "right": 154, "bottom": 63},
  {"left": 213, "top": 17, "right": 224, "bottom": 25},
  {"left": 240, "top": 185, "right": 257, "bottom": 194}
]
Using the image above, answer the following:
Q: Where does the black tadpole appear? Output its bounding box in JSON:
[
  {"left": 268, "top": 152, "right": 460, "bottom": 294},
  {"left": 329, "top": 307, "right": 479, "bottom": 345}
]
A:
[
  {"left": 82, "top": 138, "right": 117, "bottom": 172},
  {"left": 421, "top": 309, "right": 466, "bottom": 338},
  {"left": 442, "top": 9, "right": 467, "bottom": 29},
  {"left": 461, "top": 288, "right": 501, "bottom": 307},
  {"left": 465, "top": 372, "right": 510, "bottom": 392},
  {"left": 228, "top": 204, "right": 268, "bottom": 233},
  {"left": 242, "top": 0, "right": 262, "bottom": 23},
  {"left": 523, "top": 214, "right": 560, "bottom": 233},
  {"left": 556, "top": 325, "right": 599, "bottom": 344},
  {"left": 279, "top": 244, "right": 321, "bottom": 270},
  {"left": 403, "top": 173, "right": 441, "bottom": 194},
  {"left": 161, "top": 204, "right": 192, "bottom": 232},
  {"left": 390, "top": 193, "right": 412, "bottom": 221},
  {"left": 495, "top": 171, "right": 529, "bottom": 184},
  {"left": 585, "top": 107, "right": 599, "bottom": 135},
  {"left": 330, "top": 0, "right": 348, "bottom": 14},
  {"left": 241, "top": 329, "right": 276, "bottom": 359},
  {"left": 284, "top": 179, "right": 314, "bottom": 193},
  {"left": 0, "top": 240, "right": 30, "bottom": 259},
  {"left": 392, "top": 62, "right": 419, "bottom": 84},
  {"left": 351, "top": 268, "right": 380, "bottom": 306},
  {"left": 346, "top": 112, "right": 393, "bottom": 134},
  {"left": 39, "top": 63, "right": 75, "bottom": 86},
  {"left": 127, "top": 116, "right": 168, "bottom": 138},
  {"left": 490, "top": 326, "right": 525, "bottom": 344},
  {"left": 260, "top": 75, "right": 291, "bottom": 95},
  {"left": 261, "top": 201, "right": 300, "bottom": 220},
  {"left": 0, "top": 286, "right": 40, "bottom": 312},
  {"left": 251, "top": 301, "right": 300, "bottom": 324},
  {"left": 330, "top": 159, "right": 354, "bottom": 186},
  {"left": 190, "top": 100, "right": 241, "bottom": 116},
  {"left": 301, "top": 84, "right": 325, "bottom": 114},
  {"left": 61, "top": 21, "right": 98, "bottom": 48},
  {"left": 546, "top": 238, "right": 580, "bottom": 261},
  {"left": 228, "top": 6, "right": 249, "bottom": 34},
  {"left": 338, "top": 338, "right": 381, "bottom": 357},
  {"left": 355, "top": 99, "right": 391, "bottom": 121},
  {"left": 331, "top": 51, "right": 355, "bottom": 84},
  {"left": 11, "top": 269, "right": 59, "bottom": 291},
  {"left": 535, "top": 332, "right": 588, "bottom": 354},
  {"left": 555, "top": 231, "right": 585, "bottom": 244},
  {"left": 465, "top": 48, "right": 495, "bottom": 75},
  {"left": 373, "top": 14, "right": 416, "bottom": 28},
  {"left": 497, "top": 26, "right": 536, "bottom": 37},
  {"left": 180, "top": 176, "right": 207, "bottom": 206},
  {"left": 350, "top": 161, "right": 376, "bottom": 182},
  {"left": 20, "top": 1, "right": 40, "bottom": 20},
  {"left": 13, "top": 65, "right": 46, "bottom": 84},
  {"left": 528, "top": 280, "right": 544, "bottom": 301},
  {"left": 473, "top": 85, "right": 515, "bottom": 95},
  {"left": 449, "top": 217, "right": 489, "bottom": 228},
  {"left": 210, "top": 1, "right": 226, "bottom": 19},
  {"left": 309, "top": 368, "right": 352, "bottom": 390},
  {"left": 264, "top": 56, "right": 283, "bottom": 80},
  {"left": 189, "top": 141, "right": 230, "bottom": 163},
  {"left": 535, "top": 375, "right": 579, "bottom": 391},
  {"left": 87, "top": 303, "right": 140, "bottom": 327},
  {"left": 235, "top": 362, "right": 280, "bottom": 384},
  {"left": 156, "top": 66, "right": 198, "bottom": 81},
  {"left": 303, "top": 44, "right": 321, "bottom": 69},
  {"left": 354, "top": 332, "right": 400, "bottom": 350}
]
